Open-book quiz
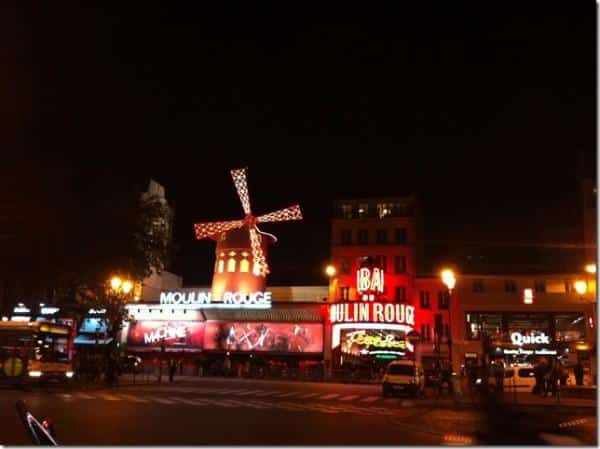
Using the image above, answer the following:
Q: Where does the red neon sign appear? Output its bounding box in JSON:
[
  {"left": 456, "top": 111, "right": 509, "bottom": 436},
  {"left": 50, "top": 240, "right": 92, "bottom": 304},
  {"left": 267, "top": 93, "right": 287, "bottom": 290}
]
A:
[
  {"left": 329, "top": 302, "right": 415, "bottom": 326},
  {"left": 356, "top": 267, "right": 384, "bottom": 301}
]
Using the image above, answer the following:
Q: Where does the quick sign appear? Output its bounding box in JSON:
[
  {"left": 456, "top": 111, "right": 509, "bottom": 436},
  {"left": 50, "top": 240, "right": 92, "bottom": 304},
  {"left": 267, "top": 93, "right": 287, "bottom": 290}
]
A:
[
  {"left": 329, "top": 302, "right": 415, "bottom": 326},
  {"left": 159, "top": 291, "right": 272, "bottom": 309},
  {"left": 510, "top": 331, "right": 550, "bottom": 346}
]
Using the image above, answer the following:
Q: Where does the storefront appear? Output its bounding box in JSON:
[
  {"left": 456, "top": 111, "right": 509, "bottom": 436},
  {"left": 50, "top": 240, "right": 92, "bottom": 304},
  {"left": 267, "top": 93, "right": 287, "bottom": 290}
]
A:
[{"left": 122, "top": 297, "right": 325, "bottom": 379}]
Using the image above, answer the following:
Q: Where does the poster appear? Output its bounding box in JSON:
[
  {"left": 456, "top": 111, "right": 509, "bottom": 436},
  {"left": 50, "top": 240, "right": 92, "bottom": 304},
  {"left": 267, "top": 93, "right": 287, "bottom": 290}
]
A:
[
  {"left": 204, "top": 321, "right": 323, "bottom": 353},
  {"left": 127, "top": 320, "right": 205, "bottom": 348}
]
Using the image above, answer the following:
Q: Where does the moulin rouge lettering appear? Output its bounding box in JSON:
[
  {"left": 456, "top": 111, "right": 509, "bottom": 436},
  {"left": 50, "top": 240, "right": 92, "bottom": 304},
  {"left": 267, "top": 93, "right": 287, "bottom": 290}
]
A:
[
  {"left": 159, "top": 291, "right": 272, "bottom": 308},
  {"left": 329, "top": 303, "right": 415, "bottom": 326},
  {"left": 144, "top": 324, "right": 188, "bottom": 344}
]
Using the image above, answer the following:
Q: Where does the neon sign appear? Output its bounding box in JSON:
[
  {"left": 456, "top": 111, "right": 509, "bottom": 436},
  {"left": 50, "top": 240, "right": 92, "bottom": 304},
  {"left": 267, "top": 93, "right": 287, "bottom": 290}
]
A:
[
  {"left": 159, "top": 291, "right": 272, "bottom": 309},
  {"left": 510, "top": 331, "right": 550, "bottom": 346},
  {"left": 144, "top": 324, "right": 188, "bottom": 344},
  {"left": 356, "top": 267, "right": 384, "bottom": 301},
  {"left": 329, "top": 302, "right": 415, "bottom": 326},
  {"left": 345, "top": 330, "right": 406, "bottom": 350}
]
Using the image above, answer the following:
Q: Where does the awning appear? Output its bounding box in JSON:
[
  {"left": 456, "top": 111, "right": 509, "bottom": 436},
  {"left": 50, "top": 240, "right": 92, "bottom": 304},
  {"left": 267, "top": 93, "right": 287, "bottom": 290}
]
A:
[
  {"left": 74, "top": 334, "right": 114, "bottom": 345},
  {"left": 201, "top": 307, "right": 323, "bottom": 322}
]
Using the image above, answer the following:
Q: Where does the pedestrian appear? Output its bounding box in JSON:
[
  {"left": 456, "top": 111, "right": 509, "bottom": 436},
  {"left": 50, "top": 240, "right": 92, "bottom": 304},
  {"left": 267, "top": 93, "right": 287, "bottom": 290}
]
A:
[
  {"left": 574, "top": 360, "right": 584, "bottom": 386},
  {"left": 168, "top": 358, "right": 176, "bottom": 382},
  {"left": 494, "top": 360, "right": 505, "bottom": 393},
  {"left": 533, "top": 362, "right": 543, "bottom": 395},
  {"left": 558, "top": 361, "right": 568, "bottom": 387}
]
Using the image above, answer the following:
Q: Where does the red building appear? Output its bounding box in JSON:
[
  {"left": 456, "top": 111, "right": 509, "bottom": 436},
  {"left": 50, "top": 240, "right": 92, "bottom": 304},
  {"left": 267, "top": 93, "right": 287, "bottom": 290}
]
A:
[{"left": 326, "top": 197, "right": 453, "bottom": 376}]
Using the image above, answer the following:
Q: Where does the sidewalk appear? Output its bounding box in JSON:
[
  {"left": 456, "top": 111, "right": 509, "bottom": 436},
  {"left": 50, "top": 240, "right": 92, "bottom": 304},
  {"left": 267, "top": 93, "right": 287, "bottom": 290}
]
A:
[{"left": 496, "top": 391, "right": 596, "bottom": 409}]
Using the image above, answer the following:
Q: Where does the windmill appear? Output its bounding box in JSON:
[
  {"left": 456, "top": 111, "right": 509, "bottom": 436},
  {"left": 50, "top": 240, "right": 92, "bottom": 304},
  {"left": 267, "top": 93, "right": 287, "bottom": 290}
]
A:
[{"left": 194, "top": 167, "right": 302, "bottom": 299}]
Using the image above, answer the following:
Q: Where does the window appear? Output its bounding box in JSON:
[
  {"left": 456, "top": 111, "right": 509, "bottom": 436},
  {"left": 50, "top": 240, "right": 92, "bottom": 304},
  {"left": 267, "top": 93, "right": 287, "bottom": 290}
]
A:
[
  {"left": 419, "top": 291, "right": 430, "bottom": 308},
  {"left": 341, "top": 204, "right": 353, "bottom": 219},
  {"left": 376, "top": 229, "right": 388, "bottom": 244},
  {"left": 555, "top": 313, "right": 586, "bottom": 341},
  {"left": 504, "top": 280, "right": 517, "bottom": 292},
  {"left": 358, "top": 229, "right": 368, "bottom": 245},
  {"left": 438, "top": 291, "right": 449, "bottom": 309},
  {"left": 420, "top": 324, "right": 431, "bottom": 341},
  {"left": 341, "top": 229, "right": 352, "bottom": 245},
  {"left": 387, "top": 364, "right": 415, "bottom": 375},
  {"left": 564, "top": 280, "right": 573, "bottom": 293},
  {"left": 534, "top": 280, "right": 546, "bottom": 293},
  {"left": 358, "top": 203, "right": 369, "bottom": 217},
  {"left": 239, "top": 259, "right": 250, "bottom": 273},
  {"left": 217, "top": 259, "right": 224, "bottom": 273},
  {"left": 395, "top": 286, "right": 406, "bottom": 302},
  {"left": 465, "top": 312, "right": 503, "bottom": 340},
  {"left": 394, "top": 228, "right": 407, "bottom": 244},
  {"left": 472, "top": 279, "right": 484, "bottom": 293},
  {"left": 340, "top": 258, "right": 351, "bottom": 275},
  {"left": 374, "top": 255, "right": 387, "bottom": 271},
  {"left": 227, "top": 258, "right": 236, "bottom": 272},
  {"left": 377, "top": 203, "right": 391, "bottom": 218},
  {"left": 339, "top": 286, "right": 350, "bottom": 301},
  {"left": 394, "top": 256, "right": 406, "bottom": 274}
]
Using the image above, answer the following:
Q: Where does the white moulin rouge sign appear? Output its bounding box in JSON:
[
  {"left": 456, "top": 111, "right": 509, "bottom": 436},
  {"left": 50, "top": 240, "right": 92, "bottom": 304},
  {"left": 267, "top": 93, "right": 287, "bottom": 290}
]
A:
[
  {"left": 159, "top": 291, "right": 272, "bottom": 309},
  {"left": 329, "top": 302, "right": 415, "bottom": 326}
]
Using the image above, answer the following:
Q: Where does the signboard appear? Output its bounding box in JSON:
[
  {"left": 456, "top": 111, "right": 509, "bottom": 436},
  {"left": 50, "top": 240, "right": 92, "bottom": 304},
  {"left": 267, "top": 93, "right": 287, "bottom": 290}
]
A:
[
  {"left": 159, "top": 291, "right": 272, "bottom": 309},
  {"left": 127, "top": 320, "right": 205, "bottom": 348},
  {"left": 510, "top": 331, "right": 550, "bottom": 346},
  {"left": 204, "top": 322, "right": 323, "bottom": 353},
  {"left": 340, "top": 328, "right": 409, "bottom": 356},
  {"left": 78, "top": 317, "right": 109, "bottom": 334},
  {"left": 329, "top": 302, "right": 415, "bottom": 326},
  {"left": 356, "top": 267, "right": 384, "bottom": 301}
]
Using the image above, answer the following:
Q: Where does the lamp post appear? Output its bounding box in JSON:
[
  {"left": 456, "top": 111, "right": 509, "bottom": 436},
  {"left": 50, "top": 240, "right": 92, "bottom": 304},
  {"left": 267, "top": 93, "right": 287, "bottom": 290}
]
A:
[
  {"left": 325, "top": 264, "right": 337, "bottom": 302},
  {"left": 441, "top": 269, "right": 456, "bottom": 370}
]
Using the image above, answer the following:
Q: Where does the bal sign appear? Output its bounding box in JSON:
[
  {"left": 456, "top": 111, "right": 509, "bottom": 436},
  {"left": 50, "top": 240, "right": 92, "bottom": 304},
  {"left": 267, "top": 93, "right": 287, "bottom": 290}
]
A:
[{"left": 356, "top": 267, "right": 384, "bottom": 301}]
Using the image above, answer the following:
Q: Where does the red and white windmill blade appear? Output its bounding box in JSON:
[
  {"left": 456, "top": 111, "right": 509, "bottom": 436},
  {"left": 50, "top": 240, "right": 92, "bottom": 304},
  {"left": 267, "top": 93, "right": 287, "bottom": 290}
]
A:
[{"left": 194, "top": 167, "right": 302, "bottom": 277}]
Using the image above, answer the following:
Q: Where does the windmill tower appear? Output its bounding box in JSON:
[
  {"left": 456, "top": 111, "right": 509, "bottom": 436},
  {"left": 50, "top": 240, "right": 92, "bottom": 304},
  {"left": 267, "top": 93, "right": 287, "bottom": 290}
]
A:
[{"left": 194, "top": 167, "right": 303, "bottom": 300}]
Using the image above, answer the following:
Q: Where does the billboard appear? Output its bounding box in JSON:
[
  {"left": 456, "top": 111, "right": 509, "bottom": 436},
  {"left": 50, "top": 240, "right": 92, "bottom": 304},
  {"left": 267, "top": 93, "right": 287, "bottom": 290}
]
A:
[
  {"left": 204, "top": 321, "right": 323, "bottom": 353},
  {"left": 126, "top": 320, "right": 205, "bottom": 348},
  {"left": 340, "top": 328, "right": 408, "bottom": 357}
]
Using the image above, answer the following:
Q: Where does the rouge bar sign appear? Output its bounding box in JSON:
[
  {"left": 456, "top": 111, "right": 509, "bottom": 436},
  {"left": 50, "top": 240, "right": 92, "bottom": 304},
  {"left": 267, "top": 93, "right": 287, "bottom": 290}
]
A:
[{"left": 356, "top": 267, "right": 384, "bottom": 301}]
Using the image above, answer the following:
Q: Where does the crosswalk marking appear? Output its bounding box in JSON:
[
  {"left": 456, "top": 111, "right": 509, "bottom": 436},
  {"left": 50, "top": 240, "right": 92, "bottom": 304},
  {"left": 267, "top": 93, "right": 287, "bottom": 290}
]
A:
[
  {"left": 298, "top": 392, "right": 320, "bottom": 399},
  {"left": 319, "top": 393, "right": 340, "bottom": 400},
  {"left": 99, "top": 393, "right": 121, "bottom": 401},
  {"left": 360, "top": 396, "right": 380, "bottom": 403},
  {"left": 274, "top": 391, "right": 301, "bottom": 398},
  {"left": 218, "top": 399, "right": 247, "bottom": 408},
  {"left": 338, "top": 395, "right": 359, "bottom": 401},
  {"left": 253, "top": 390, "right": 284, "bottom": 397},
  {"left": 169, "top": 396, "right": 210, "bottom": 406},
  {"left": 117, "top": 393, "right": 149, "bottom": 403},
  {"left": 236, "top": 390, "right": 264, "bottom": 396},
  {"left": 151, "top": 397, "right": 175, "bottom": 405},
  {"left": 75, "top": 392, "right": 95, "bottom": 400}
]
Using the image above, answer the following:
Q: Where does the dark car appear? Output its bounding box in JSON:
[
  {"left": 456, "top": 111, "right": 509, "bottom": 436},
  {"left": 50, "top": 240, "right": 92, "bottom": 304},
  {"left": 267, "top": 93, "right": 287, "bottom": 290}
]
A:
[{"left": 120, "top": 355, "right": 143, "bottom": 374}]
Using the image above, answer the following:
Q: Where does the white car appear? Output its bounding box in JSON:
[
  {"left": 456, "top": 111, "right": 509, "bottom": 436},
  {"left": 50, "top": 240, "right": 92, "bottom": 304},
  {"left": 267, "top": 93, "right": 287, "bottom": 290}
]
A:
[{"left": 381, "top": 360, "right": 425, "bottom": 398}]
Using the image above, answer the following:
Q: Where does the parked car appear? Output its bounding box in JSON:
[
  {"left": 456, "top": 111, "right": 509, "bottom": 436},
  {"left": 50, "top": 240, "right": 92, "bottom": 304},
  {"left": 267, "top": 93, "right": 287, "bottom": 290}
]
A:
[
  {"left": 120, "top": 355, "right": 143, "bottom": 374},
  {"left": 381, "top": 360, "right": 425, "bottom": 398}
]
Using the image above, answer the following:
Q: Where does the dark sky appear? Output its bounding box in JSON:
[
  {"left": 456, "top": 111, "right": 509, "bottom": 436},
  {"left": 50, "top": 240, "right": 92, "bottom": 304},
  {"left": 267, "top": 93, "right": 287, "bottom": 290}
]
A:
[{"left": 4, "top": 3, "right": 596, "bottom": 286}]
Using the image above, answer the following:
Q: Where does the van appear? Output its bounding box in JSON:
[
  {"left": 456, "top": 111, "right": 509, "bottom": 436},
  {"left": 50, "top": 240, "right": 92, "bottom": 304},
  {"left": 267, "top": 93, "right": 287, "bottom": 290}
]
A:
[{"left": 381, "top": 360, "right": 424, "bottom": 398}]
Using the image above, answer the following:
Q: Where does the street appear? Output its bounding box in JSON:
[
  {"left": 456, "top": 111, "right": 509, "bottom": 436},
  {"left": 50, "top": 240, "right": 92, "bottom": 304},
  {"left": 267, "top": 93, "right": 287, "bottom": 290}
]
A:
[{"left": 0, "top": 377, "right": 595, "bottom": 445}]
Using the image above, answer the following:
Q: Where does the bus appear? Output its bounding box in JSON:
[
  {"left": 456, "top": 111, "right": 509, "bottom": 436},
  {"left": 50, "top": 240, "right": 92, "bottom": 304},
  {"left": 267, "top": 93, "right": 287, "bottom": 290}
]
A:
[{"left": 0, "top": 320, "right": 75, "bottom": 384}]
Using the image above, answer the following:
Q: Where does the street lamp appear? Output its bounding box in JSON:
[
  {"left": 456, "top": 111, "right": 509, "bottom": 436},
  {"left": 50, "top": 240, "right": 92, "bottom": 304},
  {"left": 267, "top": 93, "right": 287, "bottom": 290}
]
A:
[
  {"left": 109, "top": 275, "right": 134, "bottom": 298},
  {"left": 585, "top": 264, "right": 597, "bottom": 275},
  {"left": 440, "top": 269, "right": 456, "bottom": 369},
  {"left": 574, "top": 279, "right": 588, "bottom": 297},
  {"left": 325, "top": 265, "right": 336, "bottom": 277}
]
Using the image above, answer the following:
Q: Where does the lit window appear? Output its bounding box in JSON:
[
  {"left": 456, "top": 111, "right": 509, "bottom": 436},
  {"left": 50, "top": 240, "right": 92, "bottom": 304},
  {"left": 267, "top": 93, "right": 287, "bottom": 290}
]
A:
[
  {"left": 241, "top": 252, "right": 249, "bottom": 257},
  {"left": 227, "top": 258, "right": 236, "bottom": 272},
  {"left": 240, "top": 259, "right": 250, "bottom": 273},
  {"left": 217, "top": 259, "right": 224, "bottom": 273},
  {"left": 228, "top": 251, "right": 236, "bottom": 257},
  {"left": 253, "top": 263, "right": 261, "bottom": 276}
]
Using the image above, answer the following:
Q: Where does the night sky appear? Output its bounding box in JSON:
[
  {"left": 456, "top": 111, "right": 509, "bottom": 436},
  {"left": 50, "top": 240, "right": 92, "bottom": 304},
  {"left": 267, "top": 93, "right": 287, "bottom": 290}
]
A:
[{"left": 3, "top": 3, "right": 596, "bottom": 286}]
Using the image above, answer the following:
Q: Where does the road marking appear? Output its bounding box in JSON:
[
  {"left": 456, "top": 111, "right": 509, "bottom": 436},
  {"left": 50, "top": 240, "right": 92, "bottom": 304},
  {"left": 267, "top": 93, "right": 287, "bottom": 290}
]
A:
[
  {"left": 274, "top": 391, "right": 301, "bottom": 398},
  {"left": 338, "top": 395, "right": 359, "bottom": 401},
  {"left": 298, "top": 392, "right": 320, "bottom": 399},
  {"left": 319, "top": 393, "right": 340, "bottom": 400},
  {"left": 218, "top": 399, "right": 248, "bottom": 408},
  {"left": 253, "top": 390, "right": 284, "bottom": 397},
  {"left": 117, "top": 393, "right": 149, "bottom": 403},
  {"left": 151, "top": 397, "right": 175, "bottom": 404},
  {"left": 235, "top": 390, "right": 264, "bottom": 396},
  {"left": 75, "top": 392, "right": 95, "bottom": 400},
  {"left": 169, "top": 396, "right": 210, "bottom": 406},
  {"left": 360, "top": 396, "right": 380, "bottom": 403},
  {"left": 98, "top": 393, "right": 121, "bottom": 401},
  {"left": 243, "top": 401, "right": 269, "bottom": 409},
  {"left": 216, "top": 389, "right": 248, "bottom": 395}
]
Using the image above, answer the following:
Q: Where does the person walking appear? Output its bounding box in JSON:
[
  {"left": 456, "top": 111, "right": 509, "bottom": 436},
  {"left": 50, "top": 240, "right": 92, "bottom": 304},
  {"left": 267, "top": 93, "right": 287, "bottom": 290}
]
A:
[
  {"left": 574, "top": 360, "right": 584, "bottom": 386},
  {"left": 494, "top": 360, "right": 505, "bottom": 394},
  {"left": 168, "top": 358, "right": 176, "bottom": 382}
]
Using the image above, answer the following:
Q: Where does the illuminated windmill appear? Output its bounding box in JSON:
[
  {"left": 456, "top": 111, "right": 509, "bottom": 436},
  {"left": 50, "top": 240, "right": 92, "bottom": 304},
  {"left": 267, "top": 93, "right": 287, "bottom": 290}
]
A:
[{"left": 194, "top": 167, "right": 302, "bottom": 299}]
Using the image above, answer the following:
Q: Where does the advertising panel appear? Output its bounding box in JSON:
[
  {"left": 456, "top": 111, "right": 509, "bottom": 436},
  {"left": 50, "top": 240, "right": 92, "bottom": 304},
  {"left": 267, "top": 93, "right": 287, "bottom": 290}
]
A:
[
  {"left": 340, "top": 328, "right": 408, "bottom": 357},
  {"left": 204, "top": 321, "right": 323, "bottom": 353},
  {"left": 126, "top": 320, "right": 205, "bottom": 348}
]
